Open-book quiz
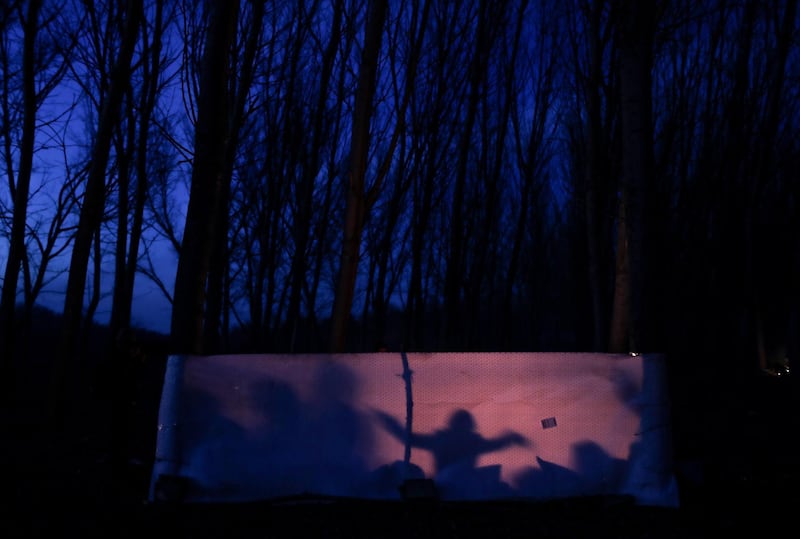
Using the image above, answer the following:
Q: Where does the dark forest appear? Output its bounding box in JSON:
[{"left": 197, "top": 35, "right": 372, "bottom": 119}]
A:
[{"left": 1, "top": 0, "right": 799, "bottom": 534}]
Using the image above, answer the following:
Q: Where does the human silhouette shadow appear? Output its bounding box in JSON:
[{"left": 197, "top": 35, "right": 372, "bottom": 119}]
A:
[
  {"left": 514, "top": 440, "right": 628, "bottom": 500},
  {"left": 249, "top": 377, "right": 310, "bottom": 495},
  {"left": 247, "top": 363, "right": 373, "bottom": 497},
  {"left": 307, "top": 361, "right": 373, "bottom": 494},
  {"left": 375, "top": 408, "right": 528, "bottom": 498},
  {"left": 510, "top": 369, "right": 648, "bottom": 500},
  {"left": 177, "top": 387, "right": 248, "bottom": 498}
]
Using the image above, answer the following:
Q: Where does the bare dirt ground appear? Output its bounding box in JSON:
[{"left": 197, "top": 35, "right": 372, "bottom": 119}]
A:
[{"left": 4, "top": 349, "right": 799, "bottom": 538}]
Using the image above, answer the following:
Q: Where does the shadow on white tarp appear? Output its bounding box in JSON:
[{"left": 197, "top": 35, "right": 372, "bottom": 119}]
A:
[{"left": 148, "top": 352, "right": 679, "bottom": 507}]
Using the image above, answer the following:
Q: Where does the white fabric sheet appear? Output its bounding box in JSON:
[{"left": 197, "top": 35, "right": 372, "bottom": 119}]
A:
[{"left": 148, "top": 352, "right": 678, "bottom": 506}]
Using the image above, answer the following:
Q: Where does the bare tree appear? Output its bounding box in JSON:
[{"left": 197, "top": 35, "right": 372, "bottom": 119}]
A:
[
  {"left": 170, "top": 0, "right": 239, "bottom": 354},
  {"left": 21, "top": 148, "right": 83, "bottom": 316},
  {"left": 503, "top": 0, "right": 558, "bottom": 348},
  {"left": 608, "top": 0, "right": 654, "bottom": 353},
  {"left": 329, "top": 0, "right": 390, "bottom": 353},
  {"left": 403, "top": 0, "right": 469, "bottom": 350},
  {"left": 555, "top": 0, "right": 620, "bottom": 352},
  {"left": 108, "top": 0, "right": 171, "bottom": 343},
  {"left": 51, "top": 0, "right": 142, "bottom": 423},
  {"left": 461, "top": 0, "right": 524, "bottom": 349},
  {"left": 352, "top": 0, "right": 433, "bottom": 350},
  {"left": 0, "top": 0, "right": 42, "bottom": 392},
  {"left": 0, "top": 0, "right": 73, "bottom": 395},
  {"left": 442, "top": 0, "right": 508, "bottom": 349},
  {"left": 277, "top": 0, "right": 346, "bottom": 351},
  {"left": 747, "top": 0, "right": 797, "bottom": 372},
  {"left": 202, "top": 0, "right": 265, "bottom": 353}
]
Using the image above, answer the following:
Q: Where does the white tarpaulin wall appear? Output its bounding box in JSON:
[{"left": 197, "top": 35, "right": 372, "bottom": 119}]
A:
[{"left": 148, "top": 352, "right": 679, "bottom": 507}]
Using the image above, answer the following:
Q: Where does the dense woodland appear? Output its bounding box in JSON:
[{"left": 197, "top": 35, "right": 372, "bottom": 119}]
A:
[{"left": 0, "top": 0, "right": 798, "bottom": 419}]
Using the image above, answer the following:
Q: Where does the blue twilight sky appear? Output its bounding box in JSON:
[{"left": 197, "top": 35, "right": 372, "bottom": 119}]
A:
[{"left": 29, "top": 244, "right": 177, "bottom": 335}]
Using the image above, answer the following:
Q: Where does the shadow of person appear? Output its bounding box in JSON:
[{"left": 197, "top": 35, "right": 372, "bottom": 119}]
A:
[
  {"left": 177, "top": 387, "right": 247, "bottom": 499},
  {"left": 571, "top": 440, "right": 627, "bottom": 494},
  {"left": 514, "top": 440, "right": 627, "bottom": 500},
  {"left": 375, "top": 408, "right": 529, "bottom": 499},
  {"left": 307, "top": 362, "right": 373, "bottom": 494},
  {"left": 249, "top": 378, "right": 310, "bottom": 495}
]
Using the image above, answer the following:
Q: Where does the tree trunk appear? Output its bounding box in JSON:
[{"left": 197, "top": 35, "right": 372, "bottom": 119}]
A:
[
  {"left": 608, "top": 196, "right": 631, "bottom": 353},
  {"left": 108, "top": 90, "right": 136, "bottom": 343},
  {"left": 609, "top": 0, "right": 653, "bottom": 353},
  {"left": 0, "top": 0, "right": 40, "bottom": 398},
  {"left": 750, "top": 0, "right": 797, "bottom": 371},
  {"left": 443, "top": 0, "right": 498, "bottom": 349},
  {"left": 204, "top": 0, "right": 264, "bottom": 354},
  {"left": 109, "top": 0, "right": 164, "bottom": 344},
  {"left": 583, "top": 0, "right": 609, "bottom": 352},
  {"left": 329, "top": 0, "right": 388, "bottom": 353},
  {"left": 406, "top": 151, "right": 436, "bottom": 350},
  {"left": 170, "top": 0, "right": 239, "bottom": 355},
  {"left": 50, "top": 0, "right": 142, "bottom": 424}
]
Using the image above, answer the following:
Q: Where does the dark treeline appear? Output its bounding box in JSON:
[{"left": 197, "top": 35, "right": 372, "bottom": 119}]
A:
[{"left": 1, "top": 0, "right": 798, "bottom": 409}]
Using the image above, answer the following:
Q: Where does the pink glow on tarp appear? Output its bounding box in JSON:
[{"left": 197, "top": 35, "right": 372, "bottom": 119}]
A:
[{"left": 149, "top": 352, "right": 678, "bottom": 506}]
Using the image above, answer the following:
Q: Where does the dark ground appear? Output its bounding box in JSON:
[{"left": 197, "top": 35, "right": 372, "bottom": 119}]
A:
[{"left": 4, "top": 345, "right": 799, "bottom": 538}]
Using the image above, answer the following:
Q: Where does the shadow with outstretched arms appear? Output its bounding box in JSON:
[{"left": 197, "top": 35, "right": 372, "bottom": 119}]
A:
[{"left": 375, "top": 408, "right": 529, "bottom": 499}]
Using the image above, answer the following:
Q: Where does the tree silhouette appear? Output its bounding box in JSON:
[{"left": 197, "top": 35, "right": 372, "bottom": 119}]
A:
[
  {"left": 170, "top": 0, "right": 238, "bottom": 355},
  {"left": 51, "top": 0, "right": 143, "bottom": 423}
]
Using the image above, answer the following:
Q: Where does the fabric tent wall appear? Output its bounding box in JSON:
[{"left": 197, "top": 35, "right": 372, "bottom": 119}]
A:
[{"left": 148, "top": 352, "right": 679, "bottom": 507}]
